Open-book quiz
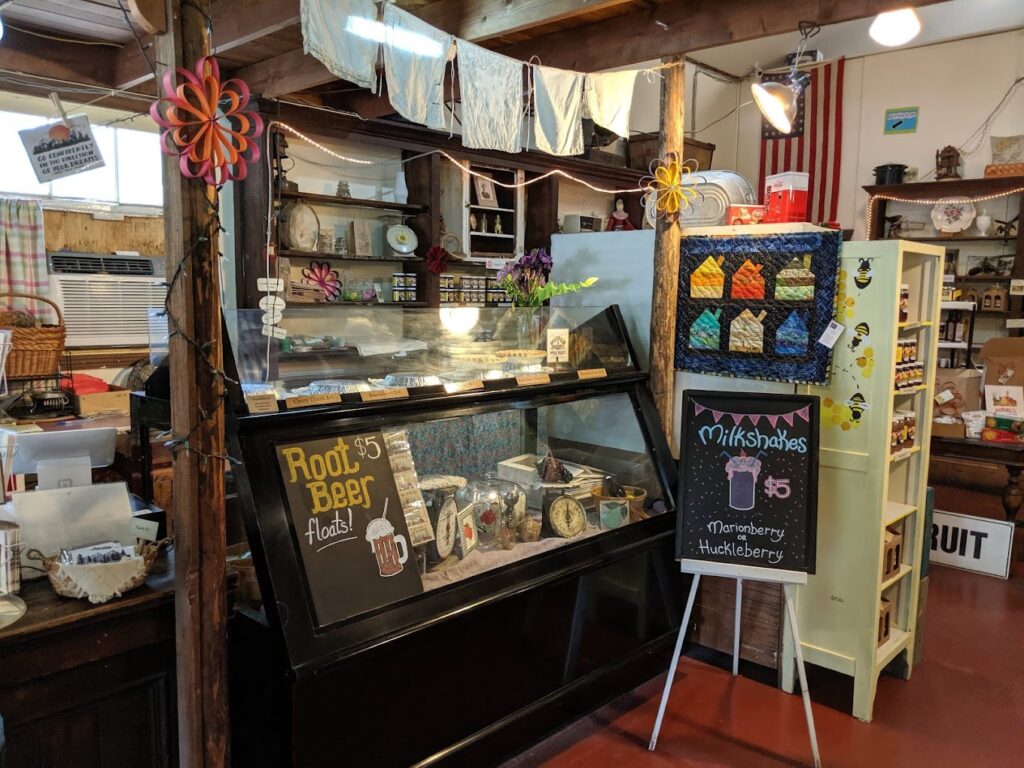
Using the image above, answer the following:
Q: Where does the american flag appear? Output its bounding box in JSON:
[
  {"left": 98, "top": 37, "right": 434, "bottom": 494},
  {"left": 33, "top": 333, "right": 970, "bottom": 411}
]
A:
[{"left": 757, "top": 57, "right": 846, "bottom": 224}]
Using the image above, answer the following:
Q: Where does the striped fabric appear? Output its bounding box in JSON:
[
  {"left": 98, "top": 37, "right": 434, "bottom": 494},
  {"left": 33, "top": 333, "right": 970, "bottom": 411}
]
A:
[
  {"left": 0, "top": 198, "right": 53, "bottom": 323},
  {"left": 758, "top": 57, "right": 845, "bottom": 225}
]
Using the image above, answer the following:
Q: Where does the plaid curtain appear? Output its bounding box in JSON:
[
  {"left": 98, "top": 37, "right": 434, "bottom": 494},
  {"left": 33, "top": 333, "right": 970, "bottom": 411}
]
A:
[{"left": 0, "top": 198, "right": 53, "bottom": 323}]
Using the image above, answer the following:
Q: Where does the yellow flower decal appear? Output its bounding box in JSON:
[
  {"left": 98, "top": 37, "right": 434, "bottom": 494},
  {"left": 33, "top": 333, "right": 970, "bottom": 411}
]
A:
[
  {"left": 642, "top": 154, "right": 699, "bottom": 222},
  {"left": 856, "top": 347, "right": 875, "bottom": 378}
]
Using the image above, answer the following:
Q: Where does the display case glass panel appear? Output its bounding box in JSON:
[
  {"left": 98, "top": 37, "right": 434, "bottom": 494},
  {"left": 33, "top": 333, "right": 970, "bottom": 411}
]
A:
[{"left": 225, "top": 305, "right": 636, "bottom": 403}]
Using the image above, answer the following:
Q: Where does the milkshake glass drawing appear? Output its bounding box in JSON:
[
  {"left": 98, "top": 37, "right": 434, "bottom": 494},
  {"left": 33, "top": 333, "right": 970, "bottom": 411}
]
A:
[
  {"left": 365, "top": 517, "right": 408, "bottom": 577},
  {"left": 725, "top": 452, "right": 762, "bottom": 511}
]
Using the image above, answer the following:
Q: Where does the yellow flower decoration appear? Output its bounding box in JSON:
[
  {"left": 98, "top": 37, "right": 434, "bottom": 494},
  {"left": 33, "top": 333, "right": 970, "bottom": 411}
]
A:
[{"left": 643, "top": 155, "right": 699, "bottom": 221}]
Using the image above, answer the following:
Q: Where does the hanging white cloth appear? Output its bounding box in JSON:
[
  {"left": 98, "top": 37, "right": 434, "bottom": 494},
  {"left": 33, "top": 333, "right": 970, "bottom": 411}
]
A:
[
  {"left": 531, "top": 65, "right": 584, "bottom": 156},
  {"left": 301, "top": 0, "right": 379, "bottom": 93},
  {"left": 584, "top": 69, "right": 640, "bottom": 138},
  {"left": 382, "top": 5, "right": 453, "bottom": 131},
  {"left": 456, "top": 40, "right": 523, "bottom": 153}
]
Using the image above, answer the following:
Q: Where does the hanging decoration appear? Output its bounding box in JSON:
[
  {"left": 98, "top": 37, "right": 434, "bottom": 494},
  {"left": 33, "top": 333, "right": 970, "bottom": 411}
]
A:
[
  {"left": 642, "top": 155, "right": 700, "bottom": 222},
  {"left": 675, "top": 230, "right": 842, "bottom": 384},
  {"left": 301, "top": 261, "right": 343, "bottom": 301},
  {"left": 150, "top": 56, "right": 264, "bottom": 185}
]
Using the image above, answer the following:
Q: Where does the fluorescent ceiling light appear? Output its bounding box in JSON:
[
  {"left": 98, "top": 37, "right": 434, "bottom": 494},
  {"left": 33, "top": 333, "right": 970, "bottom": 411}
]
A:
[
  {"left": 869, "top": 8, "right": 922, "bottom": 47},
  {"left": 345, "top": 15, "right": 444, "bottom": 58}
]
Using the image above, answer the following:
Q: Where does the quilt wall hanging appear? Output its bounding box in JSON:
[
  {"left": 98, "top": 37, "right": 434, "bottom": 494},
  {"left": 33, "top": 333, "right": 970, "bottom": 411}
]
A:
[{"left": 675, "top": 230, "right": 841, "bottom": 384}]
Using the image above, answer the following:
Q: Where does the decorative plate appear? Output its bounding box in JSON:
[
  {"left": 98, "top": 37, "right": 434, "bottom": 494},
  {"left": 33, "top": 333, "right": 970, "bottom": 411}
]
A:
[
  {"left": 279, "top": 201, "right": 320, "bottom": 251},
  {"left": 386, "top": 224, "right": 418, "bottom": 254},
  {"left": 931, "top": 198, "right": 976, "bottom": 234}
]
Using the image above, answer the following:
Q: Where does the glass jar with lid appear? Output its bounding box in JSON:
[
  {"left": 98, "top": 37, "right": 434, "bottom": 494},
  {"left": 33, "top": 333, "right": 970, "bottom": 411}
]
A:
[{"left": 456, "top": 474, "right": 526, "bottom": 551}]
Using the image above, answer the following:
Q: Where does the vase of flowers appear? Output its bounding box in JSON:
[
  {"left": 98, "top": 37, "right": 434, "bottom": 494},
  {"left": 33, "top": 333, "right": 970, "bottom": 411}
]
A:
[{"left": 497, "top": 248, "right": 597, "bottom": 347}]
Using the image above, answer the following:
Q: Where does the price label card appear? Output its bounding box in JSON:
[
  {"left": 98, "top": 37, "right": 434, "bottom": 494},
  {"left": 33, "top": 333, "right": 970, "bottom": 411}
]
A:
[
  {"left": 257, "top": 277, "right": 285, "bottom": 292},
  {"left": 262, "top": 324, "right": 286, "bottom": 339},
  {"left": 547, "top": 328, "right": 569, "bottom": 363},
  {"left": 577, "top": 368, "right": 607, "bottom": 381},
  {"left": 245, "top": 393, "right": 280, "bottom": 414},
  {"left": 283, "top": 393, "right": 342, "bottom": 409},
  {"left": 817, "top": 320, "right": 845, "bottom": 348},
  {"left": 516, "top": 373, "right": 551, "bottom": 387},
  {"left": 359, "top": 387, "right": 410, "bottom": 403},
  {"left": 130, "top": 518, "right": 160, "bottom": 542},
  {"left": 444, "top": 380, "right": 484, "bottom": 394}
]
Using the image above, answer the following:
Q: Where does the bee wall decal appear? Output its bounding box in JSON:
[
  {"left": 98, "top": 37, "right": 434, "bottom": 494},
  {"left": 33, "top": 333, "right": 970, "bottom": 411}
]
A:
[
  {"left": 846, "top": 391, "right": 870, "bottom": 422},
  {"left": 848, "top": 321, "right": 870, "bottom": 352},
  {"left": 854, "top": 259, "right": 873, "bottom": 289}
]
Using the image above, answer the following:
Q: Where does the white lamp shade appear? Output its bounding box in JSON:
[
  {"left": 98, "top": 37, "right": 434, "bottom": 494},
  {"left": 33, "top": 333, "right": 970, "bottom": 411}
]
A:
[
  {"left": 751, "top": 80, "right": 799, "bottom": 134},
  {"left": 869, "top": 9, "right": 921, "bottom": 47}
]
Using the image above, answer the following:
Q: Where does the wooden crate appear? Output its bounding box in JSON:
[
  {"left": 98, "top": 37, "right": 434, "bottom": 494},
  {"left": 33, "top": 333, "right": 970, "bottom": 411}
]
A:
[
  {"left": 626, "top": 134, "right": 715, "bottom": 173},
  {"left": 878, "top": 598, "right": 893, "bottom": 647},
  {"left": 689, "top": 575, "right": 782, "bottom": 669}
]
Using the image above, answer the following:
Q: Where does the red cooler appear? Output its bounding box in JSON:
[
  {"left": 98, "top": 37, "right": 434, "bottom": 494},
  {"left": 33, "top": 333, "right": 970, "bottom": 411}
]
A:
[{"left": 763, "top": 171, "right": 809, "bottom": 223}]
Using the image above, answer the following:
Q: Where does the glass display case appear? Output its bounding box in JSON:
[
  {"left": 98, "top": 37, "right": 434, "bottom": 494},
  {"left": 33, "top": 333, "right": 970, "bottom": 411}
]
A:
[
  {"left": 226, "top": 304, "right": 679, "bottom": 766},
  {"left": 225, "top": 304, "right": 637, "bottom": 408}
]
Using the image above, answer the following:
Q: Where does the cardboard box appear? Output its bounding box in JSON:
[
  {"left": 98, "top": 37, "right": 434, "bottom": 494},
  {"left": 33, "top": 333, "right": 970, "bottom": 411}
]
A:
[
  {"left": 979, "top": 337, "right": 1024, "bottom": 388},
  {"left": 73, "top": 385, "right": 131, "bottom": 416},
  {"left": 932, "top": 420, "right": 966, "bottom": 439},
  {"left": 763, "top": 171, "right": 809, "bottom": 223},
  {"left": 725, "top": 204, "right": 766, "bottom": 226},
  {"left": 933, "top": 368, "right": 982, "bottom": 419}
]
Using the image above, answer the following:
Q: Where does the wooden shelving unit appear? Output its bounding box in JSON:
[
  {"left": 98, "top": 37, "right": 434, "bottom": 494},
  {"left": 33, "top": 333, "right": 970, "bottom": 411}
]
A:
[
  {"left": 278, "top": 189, "right": 425, "bottom": 214},
  {"left": 785, "top": 239, "right": 943, "bottom": 722}
]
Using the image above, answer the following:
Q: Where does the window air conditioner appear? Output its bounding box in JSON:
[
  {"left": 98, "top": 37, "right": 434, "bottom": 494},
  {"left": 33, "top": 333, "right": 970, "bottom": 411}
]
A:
[{"left": 47, "top": 251, "right": 168, "bottom": 348}]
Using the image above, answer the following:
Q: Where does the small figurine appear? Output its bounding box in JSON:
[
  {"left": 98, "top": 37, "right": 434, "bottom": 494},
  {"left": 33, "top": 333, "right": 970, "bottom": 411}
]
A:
[
  {"left": 935, "top": 145, "right": 962, "bottom": 181},
  {"left": 607, "top": 198, "right": 636, "bottom": 231},
  {"left": 336, "top": 180, "right": 351, "bottom": 198},
  {"left": 469, "top": 212, "right": 478, "bottom": 231},
  {"left": 494, "top": 215, "right": 503, "bottom": 235}
]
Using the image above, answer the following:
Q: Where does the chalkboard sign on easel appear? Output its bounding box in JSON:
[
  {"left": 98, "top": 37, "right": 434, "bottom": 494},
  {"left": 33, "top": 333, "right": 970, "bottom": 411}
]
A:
[
  {"left": 676, "top": 390, "right": 820, "bottom": 574},
  {"left": 276, "top": 431, "right": 423, "bottom": 628},
  {"left": 651, "top": 391, "right": 822, "bottom": 767}
]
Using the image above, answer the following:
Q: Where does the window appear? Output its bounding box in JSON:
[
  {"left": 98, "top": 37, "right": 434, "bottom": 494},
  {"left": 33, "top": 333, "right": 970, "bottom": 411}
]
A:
[{"left": 0, "top": 110, "right": 163, "bottom": 208}]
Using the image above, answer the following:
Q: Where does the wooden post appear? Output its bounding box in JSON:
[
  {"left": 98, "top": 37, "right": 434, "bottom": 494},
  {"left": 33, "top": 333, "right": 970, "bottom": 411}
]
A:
[
  {"left": 649, "top": 55, "right": 685, "bottom": 449},
  {"left": 155, "top": 1, "right": 230, "bottom": 766}
]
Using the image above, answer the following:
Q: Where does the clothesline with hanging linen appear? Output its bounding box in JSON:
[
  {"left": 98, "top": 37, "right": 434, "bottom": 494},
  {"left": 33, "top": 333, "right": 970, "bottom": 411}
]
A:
[{"left": 300, "top": 0, "right": 676, "bottom": 156}]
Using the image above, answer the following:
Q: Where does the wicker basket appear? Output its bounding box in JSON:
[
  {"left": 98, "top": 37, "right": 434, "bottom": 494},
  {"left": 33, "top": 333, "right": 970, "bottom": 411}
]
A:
[
  {"left": 0, "top": 292, "right": 66, "bottom": 379},
  {"left": 25, "top": 539, "right": 170, "bottom": 604}
]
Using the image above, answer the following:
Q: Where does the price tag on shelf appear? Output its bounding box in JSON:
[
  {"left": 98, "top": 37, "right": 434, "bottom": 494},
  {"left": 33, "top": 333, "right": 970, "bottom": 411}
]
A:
[
  {"left": 257, "top": 277, "right": 285, "bottom": 292},
  {"left": 283, "top": 393, "right": 341, "bottom": 409},
  {"left": 444, "top": 380, "right": 484, "bottom": 394},
  {"left": 516, "top": 373, "right": 551, "bottom": 387},
  {"left": 359, "top": 387, "right": 410, "bottom": 403},
  {"left": 577, "top": 368, "right": 607, "bottom": 381},
  {"left": 245, "top": 393, "right": 280, "bottom": 414},
  {"left": 817, "top": 320, "right": 845, "bottom": 349}
]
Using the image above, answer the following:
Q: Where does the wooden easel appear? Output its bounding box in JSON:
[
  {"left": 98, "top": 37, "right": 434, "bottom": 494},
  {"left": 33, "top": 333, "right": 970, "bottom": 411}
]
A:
[{"left": 648, "top": 559, "right": 821, "bottom": 768}]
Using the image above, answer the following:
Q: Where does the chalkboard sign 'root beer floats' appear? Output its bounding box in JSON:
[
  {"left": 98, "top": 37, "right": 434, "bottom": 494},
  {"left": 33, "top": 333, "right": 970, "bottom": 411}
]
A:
[
  {"left": 276, "top": 431, "right": 423, "bottom": 627},
  {"left": 677, "top": 392, "right": 820, "bottom": 575}
]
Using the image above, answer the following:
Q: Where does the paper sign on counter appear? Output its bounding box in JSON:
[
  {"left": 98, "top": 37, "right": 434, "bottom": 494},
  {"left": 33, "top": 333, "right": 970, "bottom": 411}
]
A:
[
  {"left": 283, "top": 393, "right": 341, "bottom": 409},
  {"left": 577, "top": 368, "right": 607, "bottom": 381},
  {"left": 245, "top": 393, "right": 280, "bottom": 414},
  {"left": 359, "top": 388, "right": 410, "bottom": 403},
  {"left": 516, "top": 373, "right": 551, "bottom": 387}
]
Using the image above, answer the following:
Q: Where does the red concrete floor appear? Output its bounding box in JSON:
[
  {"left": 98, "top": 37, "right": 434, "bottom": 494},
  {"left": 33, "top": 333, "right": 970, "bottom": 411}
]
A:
[{"left": 504, "top": 545, "right": 1024, "bottom": 767}]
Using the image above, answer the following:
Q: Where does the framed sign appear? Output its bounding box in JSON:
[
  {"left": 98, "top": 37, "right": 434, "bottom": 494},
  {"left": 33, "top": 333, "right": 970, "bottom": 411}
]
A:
[
  {"left": 884, "top": 106, "right": 919, "bottom": 135},
  {"left": 676, "top": 391, "right": 820, "bottom": 573},
  {"left": 276, "top": 430, "right": 423, "bottom": 627}
]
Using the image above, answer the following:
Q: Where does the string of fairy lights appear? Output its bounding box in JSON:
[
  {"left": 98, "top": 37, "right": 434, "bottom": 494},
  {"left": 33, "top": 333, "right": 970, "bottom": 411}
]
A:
[{"left": 865, "top": 186, "right": 1024, "bottom": 238}]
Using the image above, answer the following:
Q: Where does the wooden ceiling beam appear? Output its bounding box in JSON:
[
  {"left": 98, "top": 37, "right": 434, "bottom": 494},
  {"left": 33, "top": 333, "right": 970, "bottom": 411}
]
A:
[
  {"left": 113, "top": 0, "right": 301, "bottom": 89},
  {"left": 0, "top": 27, "right": 113, "bottom": 87},
  {"left": 415, "top": 0, "right": 634, "bottom": 42},
  {"left": 496, "top": 0, "right": 951, "bottom": 71}
]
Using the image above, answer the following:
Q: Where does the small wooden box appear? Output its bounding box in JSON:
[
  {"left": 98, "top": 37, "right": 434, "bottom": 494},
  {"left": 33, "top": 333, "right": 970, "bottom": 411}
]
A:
[
  {"left": 878, "top": 598, "right": 893, "bottom": 647},
  {"left": 73, "top": 385, "right": 131, "bottom": 416},
  {"left": 882, "top": 527, "right": 904, "bottom": 579}
]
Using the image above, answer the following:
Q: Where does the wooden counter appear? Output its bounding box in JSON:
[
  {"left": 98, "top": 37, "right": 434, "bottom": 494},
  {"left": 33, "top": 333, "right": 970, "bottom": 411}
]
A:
[{"left": 0, "top": 555, "right": 177, "bottom": 767}]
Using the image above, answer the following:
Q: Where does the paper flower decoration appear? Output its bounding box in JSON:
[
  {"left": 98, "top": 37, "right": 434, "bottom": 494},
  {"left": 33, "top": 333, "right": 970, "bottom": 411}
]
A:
[
  {"left": 642, "top": 155, "right": 699, "bottom": 222},
  {"left": 149, "top": 56, "right": 264, "bottom": 185},
  {"left": 301, "top": 261, "right": 342, "bottom": 301}
]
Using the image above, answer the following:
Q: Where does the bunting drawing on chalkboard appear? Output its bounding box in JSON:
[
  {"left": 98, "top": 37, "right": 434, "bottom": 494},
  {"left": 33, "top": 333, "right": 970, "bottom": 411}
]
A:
[{"left": 693, "top": 401, "right": 811, "bottom": 427}]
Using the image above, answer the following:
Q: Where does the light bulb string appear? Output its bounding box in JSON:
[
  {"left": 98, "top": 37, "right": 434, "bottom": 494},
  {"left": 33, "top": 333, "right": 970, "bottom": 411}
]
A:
[{"left": 865, "top": 187, "right": 1024, "bottom": 239}]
